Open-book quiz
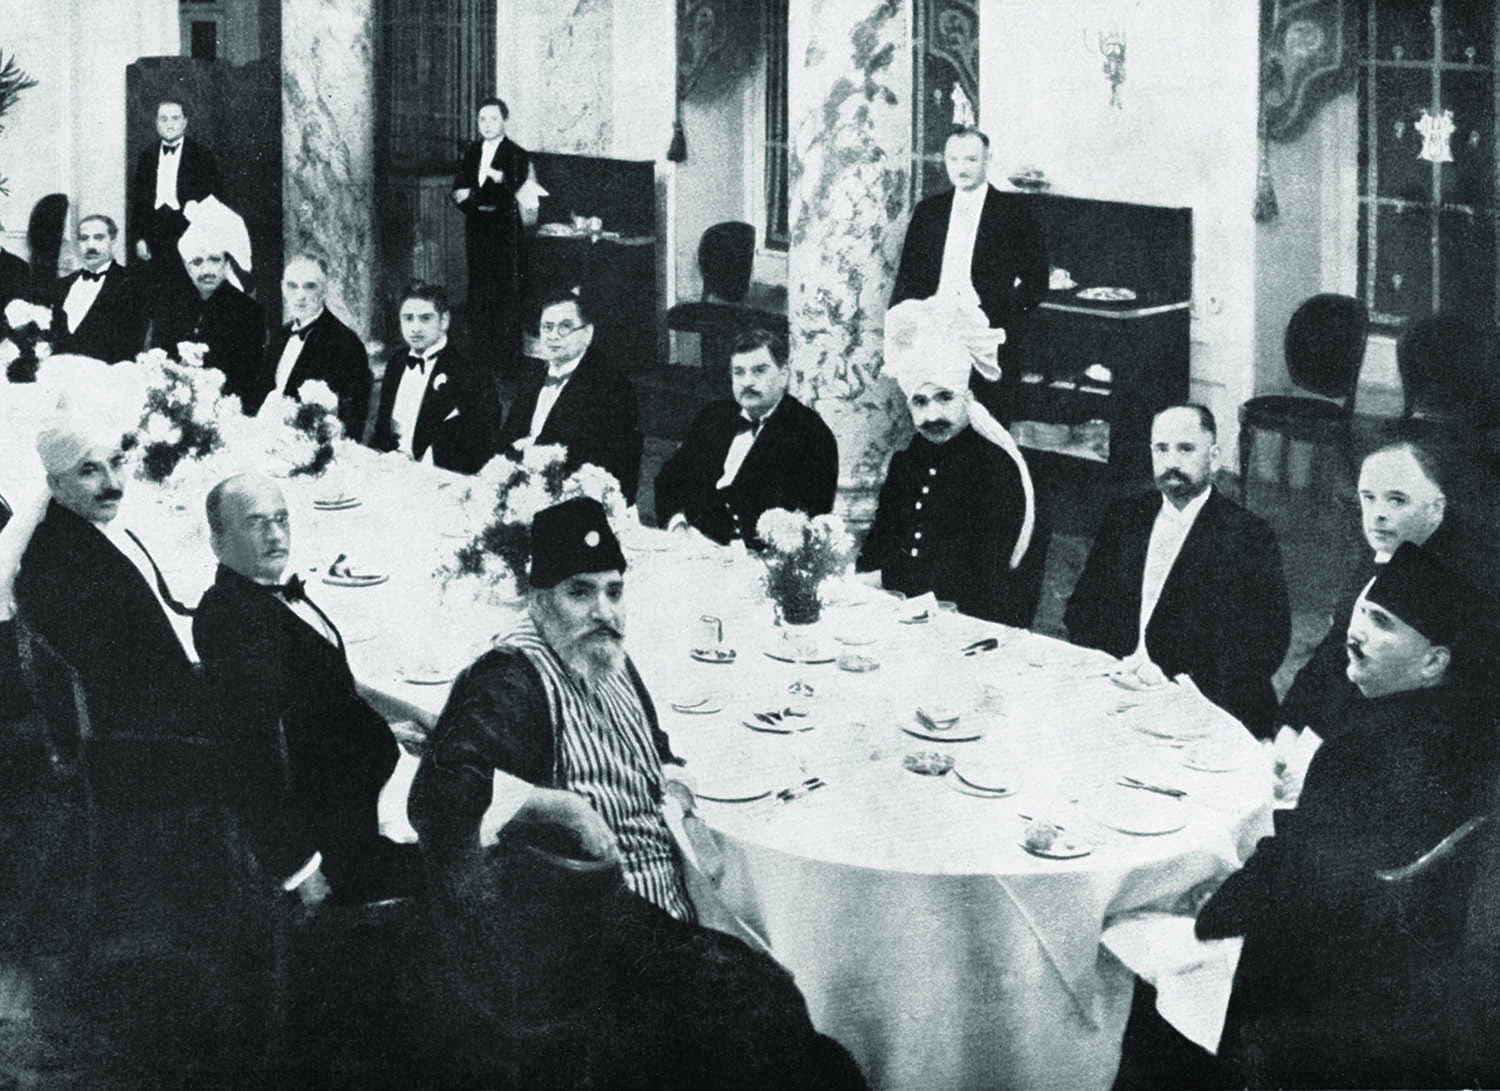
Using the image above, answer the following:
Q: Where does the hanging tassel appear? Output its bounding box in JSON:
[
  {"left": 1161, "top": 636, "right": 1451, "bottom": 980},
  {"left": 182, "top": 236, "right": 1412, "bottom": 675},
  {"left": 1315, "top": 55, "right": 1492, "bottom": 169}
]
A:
[
  {"left": 1252, "top": 107, "right": 1278, "bottom": 223},
  {"left": 667, "top": 117, "right": 687, "bottom": 163}
]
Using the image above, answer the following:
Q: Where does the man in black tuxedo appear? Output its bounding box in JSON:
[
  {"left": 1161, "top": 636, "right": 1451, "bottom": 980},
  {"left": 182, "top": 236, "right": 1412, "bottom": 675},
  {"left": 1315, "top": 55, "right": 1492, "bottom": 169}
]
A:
[
  {"left": 451, "top": 96, "right": 529, "bottom": 370},
  {"left": 497, "top": 290, "right": 643, "bottom": 502},
  {"left": 889, "top": 127, "right": 1047, "bottom": 421},
  {"left": 254, "top": 252, "right": 372, "bottom": 439},
  {"left": 14, "top": 409, "right": 207, "bottom": 795},
  {"left": 51, "top": 214, "right": 149, "bottom": 363},
  {"left": 129, "top": 100, "right": 220, "bottom": 289},
  {"left": 653, "top": 328, "right": 838, "bottom": 546},
  {"left": 193, "top": 473, "right": 420, "bottom": 906},
  {"left": 1064, "top": 404, "right": 1291, "bottom": 736},
  {"left": 151, "top": 221, "right": 266, "bottom": 407},
  {"left": 369, "top": 282, "right": 499, "bottom": 474}
]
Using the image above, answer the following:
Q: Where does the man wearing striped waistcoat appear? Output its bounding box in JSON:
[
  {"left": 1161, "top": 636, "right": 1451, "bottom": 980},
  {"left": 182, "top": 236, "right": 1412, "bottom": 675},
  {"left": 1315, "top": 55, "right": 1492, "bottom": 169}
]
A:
[{"left": 411, "top": 494, "right": 694, "bottom": 919}]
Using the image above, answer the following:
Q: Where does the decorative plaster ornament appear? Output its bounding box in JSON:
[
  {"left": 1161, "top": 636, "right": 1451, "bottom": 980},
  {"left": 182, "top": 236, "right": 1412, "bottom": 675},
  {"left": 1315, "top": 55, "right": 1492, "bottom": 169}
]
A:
[{"left": 1416, "top": 108, "right": 1455, "bottom": 163}]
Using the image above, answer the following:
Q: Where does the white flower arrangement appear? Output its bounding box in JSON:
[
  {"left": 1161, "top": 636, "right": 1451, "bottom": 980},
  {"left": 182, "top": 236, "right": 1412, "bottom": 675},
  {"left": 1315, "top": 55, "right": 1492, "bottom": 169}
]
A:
[
  {"left": 442, "top": 445, "right": 626, "bottom": 594},
  {"left": 2, "top": 299, "right": 54, "bottom": 382},
  {"left": 129, "top": 351, "right": 231, "bottom": 483},
  {"left": 754, "top": 508, "right": 854, "bottom": 625}
]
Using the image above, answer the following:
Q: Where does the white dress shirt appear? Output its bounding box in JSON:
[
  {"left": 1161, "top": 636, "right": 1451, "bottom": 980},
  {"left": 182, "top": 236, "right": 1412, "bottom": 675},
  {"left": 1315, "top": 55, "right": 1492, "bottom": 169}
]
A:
[
  {"left": 62, "top": 267, "right": 108, "bottom": 334},
  {"left": 390, "top": 337, "right": 445, "bottom": 461},
  {"left": 937, "top": 184, "right": 988, "bottom": 300},
  {"left": 525, "top": 355, "right": 583, "bottom": 440},
  {"left": 270, "top": 307, "right": 325, "bottom": 399},
  {"left": 715, "top": 396, "right": 781, "bottom": 490},
  {"left": 478, "top": 137, "right": 502, "bottom": 188},
  {"left": 154, "top": 142, "right": 183, "bottom": 210},
  {"left": 1136, "top": 486, "right": 1213, "bottom": 654},
  {"left": 99, "top": 522, "right": 194, "bottom": 657}
]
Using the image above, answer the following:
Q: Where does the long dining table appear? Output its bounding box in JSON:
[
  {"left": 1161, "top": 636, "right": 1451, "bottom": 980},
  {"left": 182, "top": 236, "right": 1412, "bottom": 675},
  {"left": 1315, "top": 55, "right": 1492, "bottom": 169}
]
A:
[{"left": 15, "top": 443, "right": 1275, "bottom": 1091}]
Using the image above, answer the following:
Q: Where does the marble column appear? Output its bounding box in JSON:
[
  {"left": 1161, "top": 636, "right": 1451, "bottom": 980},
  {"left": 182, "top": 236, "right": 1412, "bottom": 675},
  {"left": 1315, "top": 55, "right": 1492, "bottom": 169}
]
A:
[
  {"left": 282, "top": 0, "right": 377, "bottom": 337},
  {"left": 787, "top": 0, "right": 913, "bottom": 529}
]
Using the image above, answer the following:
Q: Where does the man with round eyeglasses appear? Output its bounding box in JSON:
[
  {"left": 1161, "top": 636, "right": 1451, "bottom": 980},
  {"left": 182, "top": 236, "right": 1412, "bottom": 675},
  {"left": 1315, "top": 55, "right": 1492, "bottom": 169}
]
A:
[{"left": 497, "top": 289, "right": 643, "bottom": 502}]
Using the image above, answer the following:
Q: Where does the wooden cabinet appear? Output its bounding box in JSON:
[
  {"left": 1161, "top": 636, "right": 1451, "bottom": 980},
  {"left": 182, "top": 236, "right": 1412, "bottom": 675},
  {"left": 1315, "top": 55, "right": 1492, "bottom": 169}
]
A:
[{"left": 1008, "top": 195, "right": 1193, "bottom": 484}]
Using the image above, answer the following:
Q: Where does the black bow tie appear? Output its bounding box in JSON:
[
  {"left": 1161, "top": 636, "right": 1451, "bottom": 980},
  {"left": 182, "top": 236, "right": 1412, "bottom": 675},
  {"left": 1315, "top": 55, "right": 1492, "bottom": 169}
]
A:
[
  {"left": 272, "top": 574, "right": 306, "bottom": 601},
  {"left": 406, "top": 354, "right": 427, "bottom": 372},
  {"left": 79, "top": 268, "right": 105, "bottom": 283},
  {"left": 290, "top": 324, "right": 311, "bottom": 340},
  {"left": 543, "top": 372, "right": 571, "bottom": 389},
  {"left": 736, "top": 417, "right": 763, "bottom": 437},
  {"left": 162, "top": 143, "right": 179, "bottom": 155}
]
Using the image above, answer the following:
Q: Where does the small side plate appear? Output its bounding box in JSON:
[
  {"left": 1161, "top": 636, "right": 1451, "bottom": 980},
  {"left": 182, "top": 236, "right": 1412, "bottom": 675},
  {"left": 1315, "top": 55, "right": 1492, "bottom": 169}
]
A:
[{"left": 691, "top": 647, "right": 737, "bottom": 664}]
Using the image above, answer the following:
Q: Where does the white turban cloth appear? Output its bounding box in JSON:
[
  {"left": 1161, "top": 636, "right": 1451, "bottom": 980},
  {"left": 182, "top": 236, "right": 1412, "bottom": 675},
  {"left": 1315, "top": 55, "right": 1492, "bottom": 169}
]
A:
[
  {"left": 178, "top": 195, "right": 253, "bottom": 274},
  {"left": 881, "top": 297, "right": 1036, "bottom": 571},
  {"left": 34, "top": 359, "right": 142, "bottom": 474}
]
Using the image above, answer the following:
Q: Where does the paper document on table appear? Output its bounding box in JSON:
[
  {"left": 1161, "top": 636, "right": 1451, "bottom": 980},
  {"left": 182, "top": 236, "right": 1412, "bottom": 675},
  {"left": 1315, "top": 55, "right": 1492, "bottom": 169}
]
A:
[{"left": 1100, "top": 912, "right": 1242, "bottom": 1054}]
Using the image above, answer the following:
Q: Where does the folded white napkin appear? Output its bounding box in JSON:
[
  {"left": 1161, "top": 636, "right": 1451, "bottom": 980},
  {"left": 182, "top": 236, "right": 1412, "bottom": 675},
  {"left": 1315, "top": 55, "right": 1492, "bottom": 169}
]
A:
[
  {"left": 1101, "top": 912, "right": 1243, "bottom": 1054},
  {"left": 1267, "top": 725, "right": 1323, "bottom": 807}
]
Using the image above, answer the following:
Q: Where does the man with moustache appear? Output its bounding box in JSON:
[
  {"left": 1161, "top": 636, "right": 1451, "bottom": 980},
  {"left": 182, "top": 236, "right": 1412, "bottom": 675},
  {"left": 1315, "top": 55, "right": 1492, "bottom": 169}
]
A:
[
  {"left": 653, "top": 328, "right": 837, "bottom": 545},
  {"left": 1065, "top": 404, "right": 1290, "bottom": 736},
  {"left": 889, "top": 127, "right": 1047, "bottom": 420},
  {"left": 452, "top": 96, "right": 530, "bottom": 368},
  {"left": 129, "top": 100, "right": 220, "bottom": 288},
  {"left": 193, "top": 473, "right": 419, "bottom": 906},
  {"left": 152, "top": 219, "right": 266, "bottom": 407},
  {"left": 51, "top": 215, "right": 149, "bottom": 363},
  {"left": 857, "top": 297, "right": 1043, "bottom": 627},
  {"left": 253, "top": 252, "right": 373, "bottom": 438},
  {"left": 410, "top": 497, "right": 865, "bottom": 1090},
  {"left": 498, "top": 290, "right": 643, "bottom": 502},
  {"left": 1278, "top": 440, "right": 1494, "bottom": 740},
  {"left": 369, "top": 281, "right": 499, "bottom": 473},
  {"left": 1195, "top": 542, "right": 1496, "bottom": 1088},
  {"left": 14, "top": 399, "right": 207, "bottom": 783}
]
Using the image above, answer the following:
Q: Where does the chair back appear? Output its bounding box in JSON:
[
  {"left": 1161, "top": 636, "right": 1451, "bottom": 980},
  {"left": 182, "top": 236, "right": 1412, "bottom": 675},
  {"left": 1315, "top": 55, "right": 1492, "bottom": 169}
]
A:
[
  {"left": 698, "top": 221, "right": 756, "bottom": 303},
  {"left": 1285, "top": 293, "right": 1369, "bottom": 406},
  {"left": 1396, "top": 311, "right": 1496, "bottom": 423},
  {"left": 13, "top": 613, "right": 92, "bottom": 781}
]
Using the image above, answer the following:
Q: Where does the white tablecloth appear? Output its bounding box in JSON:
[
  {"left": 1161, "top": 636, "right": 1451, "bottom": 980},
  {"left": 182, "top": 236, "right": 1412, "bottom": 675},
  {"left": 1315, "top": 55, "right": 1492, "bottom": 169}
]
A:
[{"left": 9, "top": 446, "right": 1274, "bottom": 1091}]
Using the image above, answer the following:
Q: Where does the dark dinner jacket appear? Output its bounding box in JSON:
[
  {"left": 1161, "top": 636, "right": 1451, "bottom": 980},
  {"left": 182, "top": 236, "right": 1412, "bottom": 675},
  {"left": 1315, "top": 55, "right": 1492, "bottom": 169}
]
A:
[
  {"left": 51, "top": 261, "right": 150, "bottom": 363},
  {"left": 652, "top": 394, "right": 838, "bottom": 545},
  {"left": 193, "top": 565, "right": 399, "bottom": 882},
  {"left": 370, "top": 342, "right": 499, "bottom": 474},
  {"left": 1197, "top": 683, "right": 1496, "bottom": 1087},
  {"left": 498, "top": 347, "right": 644, "bottom": 502},
  {"left": 889, "top": 185, "right": 1048, "bottom": 364},
  {"left": 128, "top": 136, "right": 220, "bottom": 257},
  {"left": 13, "top": 499, "right": 200, "bottom": 741},
  {"left": 1063, "top": 487, "right": 1290, "bottom": 737},
  {"left": 0, "top": 248, "right": 30, "bottom": 310},
  {"left": 451, "top": 137, "right": 529, "bottom": 217},
  {"left": 151, "top": 280, "right": 267, "bottom": 406},
  {"left": 256, "top": 306, "right": 373, "bottom": 440}
]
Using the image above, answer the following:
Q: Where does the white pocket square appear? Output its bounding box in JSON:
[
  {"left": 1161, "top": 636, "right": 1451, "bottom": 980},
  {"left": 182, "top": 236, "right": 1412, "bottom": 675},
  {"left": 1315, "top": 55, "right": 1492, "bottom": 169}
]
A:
[{"left": 442, "top": 408, "right": 460, "bottom": 423}]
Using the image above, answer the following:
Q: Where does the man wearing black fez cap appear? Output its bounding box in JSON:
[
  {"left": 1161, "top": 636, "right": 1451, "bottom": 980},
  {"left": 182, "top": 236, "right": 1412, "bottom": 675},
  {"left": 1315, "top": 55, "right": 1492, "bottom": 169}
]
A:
[
  {"left": 1191, "top": 540, "right": 1498, "bottom": 1088},
  {"left": 409, "top": 496, "right": 866, "bottom": 1088}
]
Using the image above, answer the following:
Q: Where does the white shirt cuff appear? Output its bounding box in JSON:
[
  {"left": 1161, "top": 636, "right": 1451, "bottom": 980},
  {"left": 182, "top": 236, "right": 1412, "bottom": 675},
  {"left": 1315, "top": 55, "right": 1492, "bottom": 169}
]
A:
[
  {"left": 377, "top": 749, "right": 422, "bottom": 844},
  {"left": 282, "top": 852, "right": 323, "bottom": 892}
]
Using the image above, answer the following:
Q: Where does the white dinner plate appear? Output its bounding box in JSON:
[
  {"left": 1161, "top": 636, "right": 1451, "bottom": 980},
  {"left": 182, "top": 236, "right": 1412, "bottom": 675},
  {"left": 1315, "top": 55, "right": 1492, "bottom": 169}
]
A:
[
  {"left": 1020, "top": 838, "right": 1092, "bottom": 859},
  {"left": 945, "top": 774, "right": 1014, "bottom": 800},
  {"left": 763, "top": 649, "right": 836, "bottom": 665},
  {"left": 670, "top": 695, "right": 724, "bottom": 715},
  {"left": 696, "top": 786, "right": 773, "bottom": 803},
  {"left": 1098, "top": 791, "right": 1187, "bottom": 836},
  {"left": 952, "top": 758, "right": 1011, "bottom": 793},
  {"left": 901, "top": 720, "right": 983, "bottom": 744},
  {"left": 691, "top": 647, "right": 737, "bottom": 665},
  {"left": 323, "top": 573, "right": 389, "bottom": 588},
  {"left": 400, "top": 666, "right": 453, "bottom": 685},
  {"left": 313, "top": 497, "right": 361, "bottom": 511}
]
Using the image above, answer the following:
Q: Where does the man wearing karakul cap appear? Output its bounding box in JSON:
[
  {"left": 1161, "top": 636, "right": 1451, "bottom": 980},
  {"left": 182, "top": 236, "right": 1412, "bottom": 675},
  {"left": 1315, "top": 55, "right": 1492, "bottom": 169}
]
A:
[
  {"left": 410, "top": 496, "right": 865, "bottom": 1089},
  {"left": 856, "top": 296, "right": 1044, "bottom": 627},
  {"left": 1192, "top": 541, "right": 1497, "bottom": 1088}
]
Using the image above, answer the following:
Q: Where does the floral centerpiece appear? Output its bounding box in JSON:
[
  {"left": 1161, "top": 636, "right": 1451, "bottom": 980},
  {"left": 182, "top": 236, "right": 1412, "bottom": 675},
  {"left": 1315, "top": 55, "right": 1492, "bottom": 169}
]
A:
[
  {"left": 1, "top": 300, "right": 54, "bottom": 383},
  {"left": 756, "top": 508, "right": 853, "bottom": 625},
  {"left": 261, "top": 380, "right": 344, "bottom": 477},
  {"left": 130, "top": 348, "right": 235, "bottom": 483},
  {"left": 441, "top": 444, "right": 627, "bottom": 598}
]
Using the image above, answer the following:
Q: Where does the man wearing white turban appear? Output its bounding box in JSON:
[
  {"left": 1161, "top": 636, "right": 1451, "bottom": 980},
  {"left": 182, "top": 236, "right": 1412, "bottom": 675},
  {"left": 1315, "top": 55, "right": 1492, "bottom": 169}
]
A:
[
  {"left": 14, "top": 402, "right": 208, "bottom": 766},
  {"left": 856, "top": 298, "right": 1045, "bottom": 627},
  {"left": 150, "top": 215, "right": 266, "bottom": 408}
]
